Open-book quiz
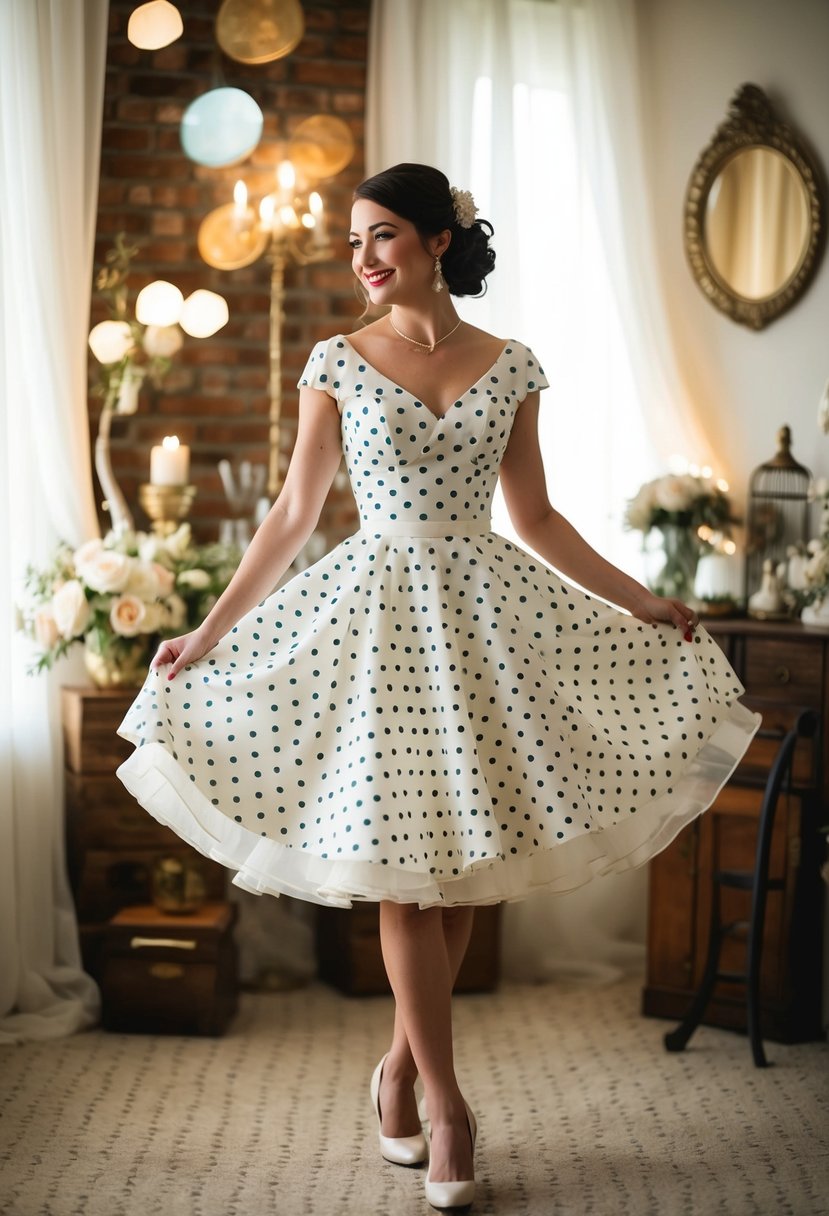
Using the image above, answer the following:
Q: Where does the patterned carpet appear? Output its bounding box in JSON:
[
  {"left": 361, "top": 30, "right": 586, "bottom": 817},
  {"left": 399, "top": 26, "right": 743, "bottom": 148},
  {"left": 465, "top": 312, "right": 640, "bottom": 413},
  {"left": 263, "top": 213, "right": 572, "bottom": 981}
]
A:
[{"left": 1, "top": 977, "right": 827, "bottom": 1216}]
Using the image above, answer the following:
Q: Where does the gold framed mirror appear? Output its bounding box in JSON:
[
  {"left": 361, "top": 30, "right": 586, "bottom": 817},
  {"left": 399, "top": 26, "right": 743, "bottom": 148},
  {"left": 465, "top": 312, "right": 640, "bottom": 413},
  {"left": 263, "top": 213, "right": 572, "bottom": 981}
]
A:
[{"left": 684, "top": 84, "right": 825, "bottom": 330}]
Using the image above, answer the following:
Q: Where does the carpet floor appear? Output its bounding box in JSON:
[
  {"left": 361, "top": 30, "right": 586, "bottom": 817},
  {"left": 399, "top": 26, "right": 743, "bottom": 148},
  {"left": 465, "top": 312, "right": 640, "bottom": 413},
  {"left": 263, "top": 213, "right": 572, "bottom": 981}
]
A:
[{"left": 1, "top": 976, "right": 827, "bottom": 1216}]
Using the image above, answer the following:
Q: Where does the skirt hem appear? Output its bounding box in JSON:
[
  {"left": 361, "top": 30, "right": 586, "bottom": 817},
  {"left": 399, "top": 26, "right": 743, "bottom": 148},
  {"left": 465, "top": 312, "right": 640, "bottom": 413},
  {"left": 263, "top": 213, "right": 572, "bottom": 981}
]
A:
[{"left": 115, "top": 701, "right": 760, "bottom": 909}]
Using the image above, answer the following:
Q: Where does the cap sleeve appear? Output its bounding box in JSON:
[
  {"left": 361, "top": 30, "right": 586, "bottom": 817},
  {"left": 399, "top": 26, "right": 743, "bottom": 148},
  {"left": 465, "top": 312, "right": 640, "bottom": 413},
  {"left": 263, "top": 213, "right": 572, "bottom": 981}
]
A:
[
  {"left": 518, "top": 343, "right": 549, "bottom": 400},
  {"left": 297, "top": 338, "right": 340, "bottom": 400}
]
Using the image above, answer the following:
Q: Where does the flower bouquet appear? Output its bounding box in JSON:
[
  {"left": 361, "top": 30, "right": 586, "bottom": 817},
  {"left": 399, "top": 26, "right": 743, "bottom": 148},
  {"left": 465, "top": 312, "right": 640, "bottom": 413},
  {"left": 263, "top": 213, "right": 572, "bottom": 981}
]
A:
[
  {"left": 625, "top": 471, "right": 738, "bottom": 599},
  {"left": 18, "top": 523, "right": 240, "bottom": 686}
]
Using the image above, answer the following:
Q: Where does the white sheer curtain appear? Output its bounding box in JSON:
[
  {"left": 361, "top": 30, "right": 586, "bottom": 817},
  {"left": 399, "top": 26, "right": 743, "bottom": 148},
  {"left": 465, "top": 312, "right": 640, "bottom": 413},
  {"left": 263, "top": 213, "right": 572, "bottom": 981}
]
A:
[
  {"left": 367, "top": 0, "right": 715, "bottom": 981},
  {"left": 0, "top": 0, "right": 108, "bottom": 1042}
]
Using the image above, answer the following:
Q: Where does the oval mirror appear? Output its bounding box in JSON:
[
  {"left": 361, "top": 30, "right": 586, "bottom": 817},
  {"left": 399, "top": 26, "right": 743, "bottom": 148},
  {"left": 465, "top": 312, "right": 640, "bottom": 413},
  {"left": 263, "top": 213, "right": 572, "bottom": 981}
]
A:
[{"left": 685, "top": 85, "right": 825, "bottom": 329}]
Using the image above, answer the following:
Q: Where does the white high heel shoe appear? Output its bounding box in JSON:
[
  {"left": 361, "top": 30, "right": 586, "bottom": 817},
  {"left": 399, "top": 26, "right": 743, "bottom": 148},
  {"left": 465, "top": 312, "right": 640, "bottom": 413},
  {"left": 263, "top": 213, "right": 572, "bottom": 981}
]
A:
[
  {"left": 370, "top": 1055, "right": 428, "bottom": 1166},
  {"left": 424, "top": 1103, "right": 477, "bottom": 1211}
]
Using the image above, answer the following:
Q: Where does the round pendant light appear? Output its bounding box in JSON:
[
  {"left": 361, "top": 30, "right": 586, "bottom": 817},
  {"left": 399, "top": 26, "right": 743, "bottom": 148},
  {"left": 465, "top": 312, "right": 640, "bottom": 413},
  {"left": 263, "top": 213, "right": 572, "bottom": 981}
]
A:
[
  {"left": 215, "top": 0, "right": 305, "bottom": 65},
  {"left": 135, "top": 280, "right": 184, "bottom": 327},
  {"left": 288, "top": 114, "right": 355, "bottom": 181},
  {"left": 180, "top": 87, "right": 264, "bottom": 168},
  {"left": 179, "top": 290, "right": 230, "bottom": 338},
  {"left": 127, "top": 1, "right": 183, "bottom": 50}
]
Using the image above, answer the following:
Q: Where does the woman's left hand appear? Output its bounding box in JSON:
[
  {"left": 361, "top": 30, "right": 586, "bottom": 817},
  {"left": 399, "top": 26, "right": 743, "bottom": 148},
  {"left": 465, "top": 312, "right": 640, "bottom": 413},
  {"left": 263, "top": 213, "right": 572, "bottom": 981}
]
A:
[{"left": 630, "top": 591, "right": 698, "bottom": 641}]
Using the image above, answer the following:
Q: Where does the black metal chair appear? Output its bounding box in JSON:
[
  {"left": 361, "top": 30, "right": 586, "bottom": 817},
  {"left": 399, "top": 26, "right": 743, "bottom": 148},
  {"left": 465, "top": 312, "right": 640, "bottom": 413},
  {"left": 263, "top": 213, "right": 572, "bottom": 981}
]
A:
[{"left": 664, "top": 709, "right": 818, "bottom": 1067}]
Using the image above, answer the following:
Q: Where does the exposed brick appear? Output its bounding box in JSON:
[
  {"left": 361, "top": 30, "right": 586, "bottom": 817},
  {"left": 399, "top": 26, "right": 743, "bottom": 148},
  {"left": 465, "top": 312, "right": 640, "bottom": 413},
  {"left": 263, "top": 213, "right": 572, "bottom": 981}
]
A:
[
  {"left": 95, "top": 0, "right": 370, "bottom": 540},
  {"left": 293, "top": 61, "right": 366, "bottom": 88},
  {"left": 116, "top": 97, "right": 155, "bottom": 122},
  {"left": 155, "top": 102, "right": 185, "bottom": 124},
  {"left": 107, "top": 126, "right": 154, "bottom": 151},
  {"left": 151, "top": 211, "right": 185, "bottom": 236}
]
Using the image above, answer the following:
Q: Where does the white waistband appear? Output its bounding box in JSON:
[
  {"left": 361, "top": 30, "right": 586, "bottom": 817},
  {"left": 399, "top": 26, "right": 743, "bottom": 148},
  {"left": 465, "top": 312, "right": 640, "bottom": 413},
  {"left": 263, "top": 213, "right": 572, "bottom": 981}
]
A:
[{"left": 361, "top": 517, "right": 492, "bottom": 538}]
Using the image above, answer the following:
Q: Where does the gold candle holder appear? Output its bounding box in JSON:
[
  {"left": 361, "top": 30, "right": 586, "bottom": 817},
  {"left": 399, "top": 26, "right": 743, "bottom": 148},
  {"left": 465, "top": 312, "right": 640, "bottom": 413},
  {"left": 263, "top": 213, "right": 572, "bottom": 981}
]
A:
[{"left": 138, "top": 482, "right": 197, "bottom": 536}]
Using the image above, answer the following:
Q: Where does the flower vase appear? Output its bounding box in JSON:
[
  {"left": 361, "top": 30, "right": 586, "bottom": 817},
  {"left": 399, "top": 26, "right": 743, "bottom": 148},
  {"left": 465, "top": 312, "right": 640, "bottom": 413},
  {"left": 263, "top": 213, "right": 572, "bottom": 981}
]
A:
[
  {"left": 650, "top": 524, "right": 700, "bottom": 600},
  {"left": 84, "top": 634, "right": 151, "bottom": 688}
]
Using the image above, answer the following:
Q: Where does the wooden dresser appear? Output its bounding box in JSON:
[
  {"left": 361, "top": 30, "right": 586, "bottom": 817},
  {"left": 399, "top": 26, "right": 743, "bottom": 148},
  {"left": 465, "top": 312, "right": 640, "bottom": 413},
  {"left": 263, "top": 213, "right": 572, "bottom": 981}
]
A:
[
  {"left": 643, "top": 619, "right": 827, "bottom": 1042},
  {"left": 62, "top": 686, "right": 226, "bottom": 980}
]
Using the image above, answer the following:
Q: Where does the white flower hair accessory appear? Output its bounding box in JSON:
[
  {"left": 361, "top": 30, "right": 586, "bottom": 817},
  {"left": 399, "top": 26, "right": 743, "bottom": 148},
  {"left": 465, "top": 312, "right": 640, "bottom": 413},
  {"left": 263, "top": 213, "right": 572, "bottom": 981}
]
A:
[{"left": 450, "top": 186, "right": 478, "bottom": 229}]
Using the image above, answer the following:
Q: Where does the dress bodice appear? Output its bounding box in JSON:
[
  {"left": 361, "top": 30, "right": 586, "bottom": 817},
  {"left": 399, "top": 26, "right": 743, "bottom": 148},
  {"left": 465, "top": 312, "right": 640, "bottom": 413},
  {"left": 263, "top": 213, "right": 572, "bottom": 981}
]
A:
[{"left": 298, "top": 337, "right": 549, "bottom": 530}]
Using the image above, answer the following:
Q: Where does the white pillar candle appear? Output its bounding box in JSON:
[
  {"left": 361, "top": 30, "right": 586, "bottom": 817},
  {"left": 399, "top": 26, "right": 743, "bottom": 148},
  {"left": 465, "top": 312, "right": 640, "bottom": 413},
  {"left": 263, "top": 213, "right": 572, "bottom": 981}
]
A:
[
  {"left": 150, "top": 435, "right": 190, "bottom": 485},
  {"left": 694, "top": 552, "right": 742, "bottom": 600}
]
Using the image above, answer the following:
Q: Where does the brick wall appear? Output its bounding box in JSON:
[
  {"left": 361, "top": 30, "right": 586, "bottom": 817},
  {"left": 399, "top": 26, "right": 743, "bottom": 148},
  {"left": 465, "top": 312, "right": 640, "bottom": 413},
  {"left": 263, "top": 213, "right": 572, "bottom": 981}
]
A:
[{"left": 93, "top": 0, "right": 370, "bottom": 544}]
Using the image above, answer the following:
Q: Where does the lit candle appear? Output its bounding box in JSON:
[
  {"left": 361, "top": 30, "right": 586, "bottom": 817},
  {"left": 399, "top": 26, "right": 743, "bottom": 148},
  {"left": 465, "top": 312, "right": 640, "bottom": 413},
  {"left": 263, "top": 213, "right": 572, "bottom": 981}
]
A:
[
  {"left": 150, "top": 435, "right": 190, "bottom": 485},
  {"left": 276, "top": 159, "right": 295, "bottom": 205},
  {"left": 309, "top": 191, "right": 325, "bottom": 245},
  {"left": 259, "top": 194, "right": 276, "bottom": 233},
  {"left": 233, "top": 179, "right": 248, "bottom": 230}
]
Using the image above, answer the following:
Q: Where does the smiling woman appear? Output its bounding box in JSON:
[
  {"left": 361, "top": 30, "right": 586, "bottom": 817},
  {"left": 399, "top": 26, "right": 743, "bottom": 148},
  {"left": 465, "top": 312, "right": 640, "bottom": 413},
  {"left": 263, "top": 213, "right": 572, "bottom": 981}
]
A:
[{"left": 115, "top": 160, "right": 758, "bottom": 1211}]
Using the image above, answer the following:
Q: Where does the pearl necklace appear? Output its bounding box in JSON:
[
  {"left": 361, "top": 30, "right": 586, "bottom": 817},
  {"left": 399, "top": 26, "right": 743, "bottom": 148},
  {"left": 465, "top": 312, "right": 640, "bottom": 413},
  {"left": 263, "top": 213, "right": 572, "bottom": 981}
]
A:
[{"left": 389, "top": 316, "right": 463, "bottom": 354}]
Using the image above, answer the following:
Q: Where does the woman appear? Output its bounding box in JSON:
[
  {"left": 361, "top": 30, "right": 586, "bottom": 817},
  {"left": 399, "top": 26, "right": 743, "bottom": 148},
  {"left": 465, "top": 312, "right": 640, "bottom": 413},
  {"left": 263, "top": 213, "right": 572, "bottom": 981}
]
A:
[{"left": 118, "top": 163, "right": 758, "bottom": 1211}]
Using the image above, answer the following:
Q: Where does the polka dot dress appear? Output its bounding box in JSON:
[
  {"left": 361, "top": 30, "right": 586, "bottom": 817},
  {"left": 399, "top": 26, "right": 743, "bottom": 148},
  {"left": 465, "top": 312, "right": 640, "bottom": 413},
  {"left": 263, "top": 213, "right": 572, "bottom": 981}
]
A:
[{"left": 116, "top": 337, "right": 759, "bottom": 908}]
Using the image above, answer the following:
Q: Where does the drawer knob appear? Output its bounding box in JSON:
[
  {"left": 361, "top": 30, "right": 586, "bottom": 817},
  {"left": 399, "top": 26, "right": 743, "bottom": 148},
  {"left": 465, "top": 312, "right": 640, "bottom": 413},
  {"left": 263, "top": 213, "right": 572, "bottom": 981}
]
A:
[
  {"left": 149, "top": 962, "right": 184, "bottom": 980},
  {"left": 774, "top": 665, "right": 791, "bottom": 685}
]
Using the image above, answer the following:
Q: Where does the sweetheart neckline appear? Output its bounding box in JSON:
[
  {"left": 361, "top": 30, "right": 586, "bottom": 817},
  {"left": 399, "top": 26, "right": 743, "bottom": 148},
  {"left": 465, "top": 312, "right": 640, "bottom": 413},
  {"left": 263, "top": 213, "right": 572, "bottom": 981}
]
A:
[{"left": 334, "top": 335, "right": 514, "bottom": 423}]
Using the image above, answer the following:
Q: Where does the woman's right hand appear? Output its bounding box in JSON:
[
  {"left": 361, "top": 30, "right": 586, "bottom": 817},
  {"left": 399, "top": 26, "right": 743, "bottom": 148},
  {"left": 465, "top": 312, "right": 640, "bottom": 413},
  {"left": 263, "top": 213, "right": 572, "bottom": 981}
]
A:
[{"left": 151, "top": 626, "right": 217, "bottom": 680}]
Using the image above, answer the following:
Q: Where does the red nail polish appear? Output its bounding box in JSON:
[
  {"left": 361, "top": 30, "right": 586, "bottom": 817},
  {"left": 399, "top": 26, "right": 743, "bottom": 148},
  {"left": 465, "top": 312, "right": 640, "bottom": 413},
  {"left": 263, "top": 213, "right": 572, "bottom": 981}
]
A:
[{"left": 684, "top": 631, "right": 693, "bottom": 643}]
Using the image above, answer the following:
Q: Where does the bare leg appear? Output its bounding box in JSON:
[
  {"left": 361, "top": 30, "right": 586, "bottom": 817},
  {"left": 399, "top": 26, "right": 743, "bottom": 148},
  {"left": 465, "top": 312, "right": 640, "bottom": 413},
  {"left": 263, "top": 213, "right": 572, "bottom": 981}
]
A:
[
  {"left": 378, "top": 907, "right": 474, "bottom": 1137},
  {"left": 379, "top": 903, "right": 475, "bottom": 1182}
]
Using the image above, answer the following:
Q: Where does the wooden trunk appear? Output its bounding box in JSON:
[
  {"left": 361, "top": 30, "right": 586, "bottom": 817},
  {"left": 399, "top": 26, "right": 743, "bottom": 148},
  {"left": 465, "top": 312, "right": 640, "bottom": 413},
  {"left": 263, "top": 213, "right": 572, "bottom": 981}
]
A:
[{"left": 101, "top": 903, "right": 238, "bottom": 1035}]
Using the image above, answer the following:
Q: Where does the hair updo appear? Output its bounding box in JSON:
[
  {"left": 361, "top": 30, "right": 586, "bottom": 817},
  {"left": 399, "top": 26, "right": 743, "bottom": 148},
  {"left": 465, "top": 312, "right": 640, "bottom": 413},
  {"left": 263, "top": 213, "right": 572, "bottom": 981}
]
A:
[{"left": 353, "top": 163, "right": 496, "bottom": 297}]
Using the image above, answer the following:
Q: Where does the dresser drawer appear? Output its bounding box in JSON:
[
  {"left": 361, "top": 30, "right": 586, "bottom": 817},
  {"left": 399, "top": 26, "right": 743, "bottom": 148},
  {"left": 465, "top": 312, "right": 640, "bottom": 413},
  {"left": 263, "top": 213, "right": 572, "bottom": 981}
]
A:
[
  {"left": 742, "top": 639, "right": 823, "bottom": 704},
  {"left": 65, "top": 772, "right": 171, "bottom": 847},
  {"left": 737, "top": 701, "right": 820, "bottom": 787}
]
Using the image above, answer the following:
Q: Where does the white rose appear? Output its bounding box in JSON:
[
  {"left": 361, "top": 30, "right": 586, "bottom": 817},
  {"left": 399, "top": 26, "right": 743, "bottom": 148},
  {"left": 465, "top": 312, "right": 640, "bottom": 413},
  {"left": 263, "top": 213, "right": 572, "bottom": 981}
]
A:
[
  {"left": 654, "top": 475, "right": 694, "bottom": 514},
  {"left": 142, "top": 324, "right": 183, "bottom": 359},
  {"left": 109, "top": 594, "right": 146, "bottom": 637},
  {"left": 123, "top": 560, "right": 176, "bottom": 601},
  {"left": 126, "top": 560, "right": 163, "bottom": 601},
  {"left": 138, "top": 534, "right": 162, "bottom": 562},
  {"left": 52, "top": 580, "right": 91, "bottom": 639},
  {"left": 177, "top": 568, "right": 210, "bottom": 590},
  {"left": 73, "top": 538, "right": 104, "bottom": 569},
  {"left": 164, "top": 593, "right": 188, "bottom": 630},
  {"left": 34, "top": 607, "right": 60, "bottom": 649},
  {"left": 625, "top": 482, "right": 657, "bottom": 531},
  {"left": 139, "top": 601, "right": 166, "bottom": 633},
  {"left": 76, "top": 546, "right": 132, "bottom": 594},
  {"left": 163, "top": 523, "right": 192, "bottom": 560}
]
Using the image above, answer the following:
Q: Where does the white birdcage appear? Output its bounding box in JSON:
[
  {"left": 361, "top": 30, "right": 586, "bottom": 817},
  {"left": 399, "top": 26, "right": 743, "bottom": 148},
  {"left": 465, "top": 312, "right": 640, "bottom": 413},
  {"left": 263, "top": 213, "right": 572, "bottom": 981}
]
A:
[{"left": 745, "top": 426, "right": 811, "bottom": 600}]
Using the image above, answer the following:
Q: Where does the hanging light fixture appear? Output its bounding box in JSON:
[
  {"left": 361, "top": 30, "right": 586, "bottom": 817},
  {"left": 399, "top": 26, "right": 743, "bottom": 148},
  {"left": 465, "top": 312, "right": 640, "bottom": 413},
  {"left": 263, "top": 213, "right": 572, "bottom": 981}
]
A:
[
  {"left": 215, "top": 0, "right": 304, "bottom": 65},
  {"left": 88, "top": 320, "right": 135, "bottom": 364},
  {"left": 135, "top": 280, "right": 184, "bottom": 326},
  {"left": 288, "top": 114, "right": 355, "bottom": 181},
  {"left": 180, "top": 87, "right": 264, "bottom": 168},
  {"left": 127, "top": 1, "right": 183, "bottom": 50},
  {"left": 179, "top": 290, "right": 230, "bottom": 338}
]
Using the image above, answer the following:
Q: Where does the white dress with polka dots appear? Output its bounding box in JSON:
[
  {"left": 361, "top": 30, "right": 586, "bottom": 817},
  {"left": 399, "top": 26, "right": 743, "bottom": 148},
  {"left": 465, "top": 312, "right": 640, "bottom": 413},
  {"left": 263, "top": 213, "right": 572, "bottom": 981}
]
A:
[{"left": 116, "top": 336, "right": 759, "bottom": 908}]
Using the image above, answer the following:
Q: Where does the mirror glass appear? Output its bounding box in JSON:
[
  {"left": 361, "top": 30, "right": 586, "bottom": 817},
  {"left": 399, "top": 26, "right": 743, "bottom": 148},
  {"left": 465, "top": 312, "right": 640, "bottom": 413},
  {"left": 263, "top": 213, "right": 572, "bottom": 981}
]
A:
[
  {"left": 704, "top": 147, "right": 811, "bottom": 299},
  {"left": 684, "top": 84, "right": 825, "bottom": 329}
]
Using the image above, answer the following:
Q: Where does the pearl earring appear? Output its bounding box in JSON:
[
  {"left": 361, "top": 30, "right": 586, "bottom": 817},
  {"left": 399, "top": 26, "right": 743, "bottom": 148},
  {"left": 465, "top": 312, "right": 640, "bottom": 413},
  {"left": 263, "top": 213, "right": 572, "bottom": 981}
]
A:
[{"left": 432, "top": 256, "right": 444, "bottom": 293}]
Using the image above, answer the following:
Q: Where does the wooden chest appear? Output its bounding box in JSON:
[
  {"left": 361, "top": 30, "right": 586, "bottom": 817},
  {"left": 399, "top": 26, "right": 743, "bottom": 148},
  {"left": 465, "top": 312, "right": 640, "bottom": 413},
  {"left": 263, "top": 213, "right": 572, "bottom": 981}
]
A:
[
  {"left": 62, "top": 686, "right": 226, "bottom": 979},
  {"left": 101, "top": 902, "right": 239, "bottom": 1035},
  {"left": 316, "top": 902, "right": 502, "bottom": 995},
  {"left": 643, "top": 619, "right": 827, "bottom": 1042}
]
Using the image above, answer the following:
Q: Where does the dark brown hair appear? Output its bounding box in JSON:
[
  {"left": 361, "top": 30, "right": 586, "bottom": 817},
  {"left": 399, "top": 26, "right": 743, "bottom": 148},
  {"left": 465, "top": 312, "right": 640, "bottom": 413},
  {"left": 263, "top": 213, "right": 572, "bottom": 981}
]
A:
[{"left": 354, "top": 163, "right": 496, "bottom": 297}]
